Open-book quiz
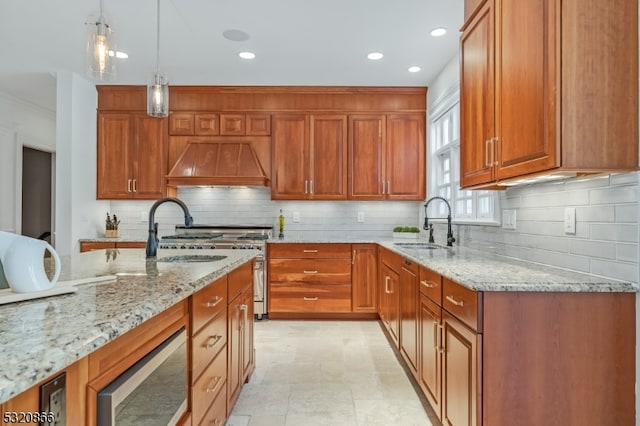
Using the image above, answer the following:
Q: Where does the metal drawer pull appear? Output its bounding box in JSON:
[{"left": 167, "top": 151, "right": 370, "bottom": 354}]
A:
[
  {"left": 127, "top": 179, "right": 132, "bottom": 193},
  {"left": 420, "top": 280, "right": 435, "bottom": 288},
  {"left": 203, "top": 335, "right": 222, "bottom": 349},
  {"left": 303, "top": 296, "right": 319, "bottom": 301},
  {"left": 433, "top": 320, "right": 439, "bottom": 349},
  {"left": 132, "top": 179, "right": 137, "bottom": 192},
  {"left": 205, "top": 296, "right": 223, "bottom": 308},
  {"left": 210, "top": 420, "right": 223, "bottom": 426},
  {"left": 446, "top": 295, "right": 465, "bottom": 307},
  {"left": 303, "top": 270, "right": 318, "bottom": 274},
  {"left": 304, "top": 180, "right": 308, "bottom": 194},
  {"left": 205, "top": 376, "right": 222, "bottom": 393},
  {"left": 303, "top": 249, "right": 318, "bottom": 253}
]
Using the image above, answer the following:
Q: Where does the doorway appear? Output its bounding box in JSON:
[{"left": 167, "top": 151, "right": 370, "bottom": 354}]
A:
[{"left": 21, "top": 147, "right": 53, "bottom": 244}]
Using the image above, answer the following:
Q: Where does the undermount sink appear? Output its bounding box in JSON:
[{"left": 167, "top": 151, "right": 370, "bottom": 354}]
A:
[
  {"left": 393, "top": 242, "right": 443, "bottom": 250},
  {"left": 157, "top": 255, "right": 228, "bottom": 263}
]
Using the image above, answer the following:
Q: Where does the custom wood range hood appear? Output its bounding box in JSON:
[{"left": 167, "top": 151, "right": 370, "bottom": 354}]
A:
[{"left": 166, "top": 140, "right": 269, "bottom": 186}]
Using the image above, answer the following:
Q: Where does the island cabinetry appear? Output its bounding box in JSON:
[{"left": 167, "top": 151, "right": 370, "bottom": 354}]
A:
[
  {"left": 271, "top": 114, "right": 348, "bottom": 200},
  {"left": 97, "top": 112, "right": 167, "bottom": 199},
  {"left": 348, "top": 114, "right": 425, "bottom": 201},
  {"left": 226, "top": 261, "right": 255, "bottom": 414},
  {"left": 378, "top": 247, "right": 401, "bottom": 347},
  {"left": 351, "top": 244, "right": 378, "bottom": 313},
  {"left": 460, "top": 0, "right": 638, "bottom": 189},
  {"left": 268, "top": 243, "right": 352, "bottom": 316},
  {"left": 190, "top": 275, "right": 228, "bottom": 426}
]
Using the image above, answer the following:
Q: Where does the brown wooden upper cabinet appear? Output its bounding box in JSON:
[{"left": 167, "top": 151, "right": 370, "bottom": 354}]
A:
[
  {"left": 271, "top": 114, "right": 348, "bottom": 200},
  {"left": 460, "top": 0, "right": 638, "bottom": 189},
  {"left": 349, "top": 114, "right": 425, "bottom": 200},
  {"left": 97, "top": 112, "right": 166, "bottom": 199},
  {"left": 170, "top": 112, "right": 270, "bottom": 136}
]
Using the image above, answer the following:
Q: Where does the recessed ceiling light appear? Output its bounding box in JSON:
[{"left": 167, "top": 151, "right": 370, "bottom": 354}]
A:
[
  {"left": 223, "top": 29, "right": 251, "bottom": 42},
  {"left": 408, "top": 66, "right": 421, "bottom": 73},
  {"left": 430, "top": 27, "right": 447, "bottom": 37},
  {"left": 367, "top": 52, "right": 384, "bottom": 60},
  {"left": 239, "top": 51, "right": 256, "bottom": 59}
]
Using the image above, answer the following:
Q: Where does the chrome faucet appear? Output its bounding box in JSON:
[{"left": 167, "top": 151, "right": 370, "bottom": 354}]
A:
[
  {"left": 146, "top": 197, "right": 194, "bottom": 258},
  {"left": 423, "top": 196, "right": 456, "bottom": 247}
]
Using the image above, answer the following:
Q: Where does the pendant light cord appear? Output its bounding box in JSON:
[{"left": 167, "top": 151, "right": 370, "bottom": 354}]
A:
[{"left": 155, "top": 0, "right": 161, "bottom": 76}]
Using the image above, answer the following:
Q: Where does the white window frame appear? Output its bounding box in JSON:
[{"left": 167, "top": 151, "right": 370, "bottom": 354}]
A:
[{"left": 427, "top": 88, "right": 500, "bottom": 226}]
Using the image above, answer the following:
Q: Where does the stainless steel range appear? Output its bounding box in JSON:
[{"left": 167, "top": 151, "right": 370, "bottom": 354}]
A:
[{"left": 158, "top": 225, "right": 271, "bottom": 320}]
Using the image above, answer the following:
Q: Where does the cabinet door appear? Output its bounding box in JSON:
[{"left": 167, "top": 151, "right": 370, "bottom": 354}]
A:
[
  {"left": 227, "top": 296, "right": 242, "bottom": 409},
  {"left": 169, "top": 113, "right": 194, "bottom": 135},
  {"left": 97, "top": 113, "right": 133, "bottom": 199},
  {"left": 309, "top": 115, "right": 348, "bottom": 200},
  {"left": 442, "top": 311, "right": 480, "bottom": 426},
  {"left": 385, "top": 114, "right": 426, "bottom": 200},
  {"left": 240, "top": 287, "right": 254, "bottom": 380},
  {"left": 380, "top": 264, "right": 400, "bottom": 348},
  {"left": 494, "top": 0, "right": 558, "bottom": 180},
  {"left": 272, "top": 115, "right": 309, "bottom": 199},
  {"left": 460, "top": 1, "right": 495, "bottom": 188},
  {"left": 420, "top": 294, "right": 442, "bottom": 421},
  {"left": 351, "top": 244, "right": 378, "bottom": 313},
  {"left": 220, "top": 114, "right": 245, "bottom": 135},
  {"left": 195, "top": 113, "right": 219, "bottom": 135},
  {"left": 400, "top": 259, "right": 419, "bottom": 375},
  {"left": 246, "top": 114, "right": 271, "bottom": 135},
  {"left": 348, "top": 115, "right": 385, "bottom": 200},
  {"left": 132, "top": 115, "right": 166, "bottom": 199}
]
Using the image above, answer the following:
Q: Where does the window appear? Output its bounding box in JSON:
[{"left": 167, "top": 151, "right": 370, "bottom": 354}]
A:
[{"left": 428, "top": 99, "right": 500, "bottom": 223}]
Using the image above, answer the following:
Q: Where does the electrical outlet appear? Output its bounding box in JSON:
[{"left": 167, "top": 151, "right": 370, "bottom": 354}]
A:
[
  {"left": 502, "top": 209, "right": 516, "bottom": 230},
  {"left": 564, "top": 207, "right": 576, "bottom": 234},
  {"left": 357, "top": 211, "right": 365, "bottom": 223},
  {"left": 40, "top": 373, "right": 66, "bottom": 426},
  {"left": 292, "top": 211, "right": 300, "bottom": 223},
  {"left": 140, "top": 211, "right": 147, "bottom": 222}
]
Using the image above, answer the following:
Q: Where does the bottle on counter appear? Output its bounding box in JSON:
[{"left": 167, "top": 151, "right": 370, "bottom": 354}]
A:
[{"left": 278, "top": 209, "right": 285, "bottom": 239}]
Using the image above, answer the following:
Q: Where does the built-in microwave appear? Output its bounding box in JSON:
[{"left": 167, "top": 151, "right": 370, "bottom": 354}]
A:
[{"left": 97, "top": 328, "right": 187, "bottom": 426}]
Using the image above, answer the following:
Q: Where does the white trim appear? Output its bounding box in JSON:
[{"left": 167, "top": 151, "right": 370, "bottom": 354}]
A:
[{"left": 428, "top": 84, "right": 460, "bottom": 121}]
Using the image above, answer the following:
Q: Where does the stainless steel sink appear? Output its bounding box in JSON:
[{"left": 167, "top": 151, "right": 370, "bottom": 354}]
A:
[
  {"left": 393, "top": 242, "right": 443, "bottom": 250},
  {"left": 157, "top": 255, "right": 228, "bottom": 263}
]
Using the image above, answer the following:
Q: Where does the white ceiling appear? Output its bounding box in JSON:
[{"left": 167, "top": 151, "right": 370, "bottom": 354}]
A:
[{"left": 0, "top": 0, "right": 463, "bottom": 112}]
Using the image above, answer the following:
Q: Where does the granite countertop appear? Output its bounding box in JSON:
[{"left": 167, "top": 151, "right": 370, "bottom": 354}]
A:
[
  {"left": 266, "top": 238, "right": 637, "bottom": 293},
  {"left": 0, "top": 248, "right": 257, "bottom": 404},
  {"left": 378, "top": 241, "right": 637, "bottom": 293}
]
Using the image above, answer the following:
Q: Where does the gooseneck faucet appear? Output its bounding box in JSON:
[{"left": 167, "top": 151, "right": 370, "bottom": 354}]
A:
[
  {"left": 146, "top": 197, "right": 194, "bottom": 258},
  {"left": 423, "top": 196, "right": 456, "bottom": 247}
]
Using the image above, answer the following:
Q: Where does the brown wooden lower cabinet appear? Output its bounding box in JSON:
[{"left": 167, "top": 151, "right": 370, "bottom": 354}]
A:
[
  {"left": 419, "top": 293, "right": 442, "bottom": 420},
  {"left": 352, "top": 244, "right": 378, "bottom": 313},
  {"left": 379, "top": 248, "right": 401, "bottom": 347},
  {"left": 399, "top": 258, "right": 419, "bottom": 376}
]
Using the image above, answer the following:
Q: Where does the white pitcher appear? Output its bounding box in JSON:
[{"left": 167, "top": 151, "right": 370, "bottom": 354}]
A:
[{"left": 0, "top": 231, "right": 61, "bottom": 293}]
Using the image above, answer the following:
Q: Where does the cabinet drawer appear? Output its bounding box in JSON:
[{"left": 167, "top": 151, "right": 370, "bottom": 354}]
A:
[
  {"left": 443, "top": 278, "right": 482, "bottom": 332},
  {"left": 192, "top": 346, "right": 227, "bottom": 425},
  {"left": 268, "top": 243, "right": 351, "bottom": 259},
  {"left": 419, "top": 266, "right": 442, "bottom": 305},
  {"left": 228, "top": 261, "right": 253, "bottom": 302},
  {"left": 270, "top": 283, "right": 352, "bottom": 312},
  {"left": 192, "top": 276, "right": 228, "bottom": 333},
  {"left": 199, "top": 383, "right": 227, "bottom": 425},
  {"left": 269, "top": 259, "right": 351, "bottom": 283},
  {"left": 192, "top": 308, "right": 227, "bottom": 384},
  {"left": 380, "top": 248, "right": 401, "bottom": 272}
]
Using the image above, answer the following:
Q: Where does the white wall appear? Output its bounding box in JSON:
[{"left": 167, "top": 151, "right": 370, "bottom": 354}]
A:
[
  {"left": 0, "top": 92, "right": 55, "bottom": 233},
  {"left": 55, "top": 72, "right": 109, "bottom": 255}
]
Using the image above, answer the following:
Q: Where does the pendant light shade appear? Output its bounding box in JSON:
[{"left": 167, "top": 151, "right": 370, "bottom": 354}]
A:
[
  {"left": 86, "top": 0, "right": 116, "bottom": 81},
  {"left": 147, "top": 0, "right": 169, "bottom": 117}
]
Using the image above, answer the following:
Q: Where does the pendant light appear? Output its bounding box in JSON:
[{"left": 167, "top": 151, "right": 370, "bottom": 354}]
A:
[
  {"left": 86, "top": 0, "right": 116, "bottom": 81},
  {"left": 148, "top": 0, "right": 169, "bottom": 117}
]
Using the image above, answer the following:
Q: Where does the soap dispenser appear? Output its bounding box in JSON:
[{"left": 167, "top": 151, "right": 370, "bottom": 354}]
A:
[{"left": 278, "top": 209, "right": 285, "bottom": 239}]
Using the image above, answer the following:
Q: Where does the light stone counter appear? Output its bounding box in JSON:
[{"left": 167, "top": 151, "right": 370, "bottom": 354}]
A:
[{"left": 0, "top": 248, "right": 258, "bottom": 404}]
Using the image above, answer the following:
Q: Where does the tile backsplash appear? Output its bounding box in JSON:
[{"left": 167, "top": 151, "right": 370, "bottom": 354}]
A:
[
  {"left": 110, "top": 186, "right": 421, "bottom": 241},
  {"left": 429, "top": 172, "right": 639, "bottom": 283}
]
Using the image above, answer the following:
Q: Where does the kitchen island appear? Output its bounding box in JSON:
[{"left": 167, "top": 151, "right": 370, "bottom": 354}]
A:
[{"left": 0, "top": 248, "right": 258, "bottom": 419}]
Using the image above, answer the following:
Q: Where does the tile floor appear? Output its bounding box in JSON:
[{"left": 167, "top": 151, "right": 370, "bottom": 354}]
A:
[{"left": 226, "top": 320, "right": 436, "bottom": 426}]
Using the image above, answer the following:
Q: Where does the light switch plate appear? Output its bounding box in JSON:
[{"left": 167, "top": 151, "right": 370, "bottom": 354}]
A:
[
  {"left": 502, "top": 209, "right": 516, "bottom": 230},
  {"left": 357, "top": 212, "right": 365, "bottom": 223},
  {"left": 292, "top": 211, "right": 300, "bottom": 223},
  {"left": 564, "top": 207, "right": 576, "bottom": 234}
]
